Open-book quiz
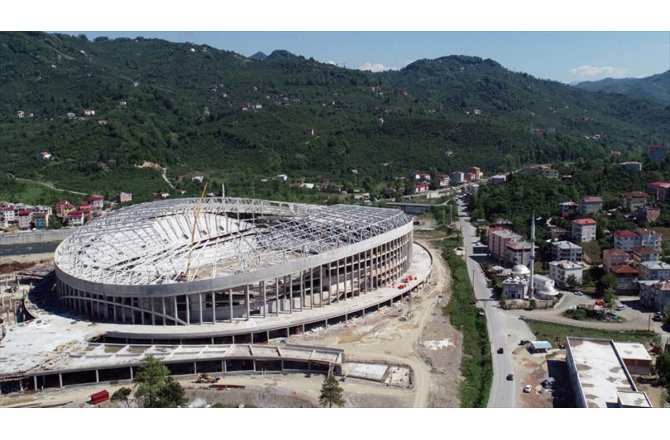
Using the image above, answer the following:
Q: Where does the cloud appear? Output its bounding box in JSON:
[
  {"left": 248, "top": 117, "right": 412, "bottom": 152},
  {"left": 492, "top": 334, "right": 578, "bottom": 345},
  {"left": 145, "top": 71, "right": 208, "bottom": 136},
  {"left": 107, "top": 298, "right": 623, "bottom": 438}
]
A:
[
  {"left": 358, "top": 62, "right": 398, "bottom": 73},
  {"left": 569, "top": 65, "right": 629, "bottom": 79}
]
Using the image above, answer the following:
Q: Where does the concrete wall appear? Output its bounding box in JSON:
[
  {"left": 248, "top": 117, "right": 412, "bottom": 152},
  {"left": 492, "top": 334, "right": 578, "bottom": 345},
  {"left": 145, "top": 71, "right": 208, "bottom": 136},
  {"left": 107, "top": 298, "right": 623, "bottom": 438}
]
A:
[{"left": 0, "top": 229, "right": 73, "bottom": 246}]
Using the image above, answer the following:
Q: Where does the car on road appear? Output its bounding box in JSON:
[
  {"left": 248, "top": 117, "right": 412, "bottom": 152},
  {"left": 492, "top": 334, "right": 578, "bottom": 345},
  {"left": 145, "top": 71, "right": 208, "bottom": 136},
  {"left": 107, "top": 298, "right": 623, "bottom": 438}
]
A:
[
  {"left": 497, "top": 347, "right": 504, "bottom": 354},
  {"left": 574, "top": 291, "right": 583, "bottom": 296},
  {"left": 616, "top": 304, "right": 625, "bottom": 311},
  {"left": 523, "top": 384, "right": 532, "bottom": 393},
  {"left": 652, "top": 314, "right": 662, "bottom": 322},
  {"left": 506, "top": 374, "right": 514, "bottom": 381}
]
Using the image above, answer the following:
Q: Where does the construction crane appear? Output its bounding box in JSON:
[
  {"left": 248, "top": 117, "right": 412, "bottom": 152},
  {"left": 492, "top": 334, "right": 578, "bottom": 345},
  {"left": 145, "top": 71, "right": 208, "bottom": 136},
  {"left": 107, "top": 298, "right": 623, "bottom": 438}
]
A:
[{"left": 180, "top": 182, "right": 208, "bottom": 282}]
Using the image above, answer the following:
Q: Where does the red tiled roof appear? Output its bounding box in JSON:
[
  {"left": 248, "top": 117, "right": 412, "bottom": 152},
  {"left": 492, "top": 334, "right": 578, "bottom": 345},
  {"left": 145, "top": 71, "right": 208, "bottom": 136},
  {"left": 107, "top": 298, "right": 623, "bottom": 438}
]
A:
[
  {"left": 632, "top": 246, "right": 657, "bottom": 255},
  {"left": 647, "top": 181, "right": 670, "bottom": 189},
  {"left": 603, "top": 248, "right": 629, "bottom": 257},
  {"left": 572, "top": 218, "right": 597, "bottom": 225},
  {"left": 614, "top": 230, "right": 638, "bottom": 238},
  {"left": 610, "top": 264, "right": 638, "bottom": 275},
  {"left": 88, "top": 195, "right": 104, "bottom": 201},
  {"left": 581, "top": 196, "right": 603, "bottom": 203},
  {"left": 17, "top": 210, "right": 32, "bottom": 216},
  {"left": 624, "top": 191, "right": 648, "bottom": 199},
  {"left": 68, "top": 210, "right": 84, "bottom": 218}
]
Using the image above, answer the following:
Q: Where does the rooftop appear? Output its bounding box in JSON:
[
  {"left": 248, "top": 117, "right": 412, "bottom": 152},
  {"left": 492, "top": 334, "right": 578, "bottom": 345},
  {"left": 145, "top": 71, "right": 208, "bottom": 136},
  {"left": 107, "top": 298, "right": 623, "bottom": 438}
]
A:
[
  {"left": 631, "top": 246, "right": 657, "bottom": 255},
  {"left": 613, "top": 342, "right": 652, "bottom": 362},
  {"left": 572, "top": 218, "right": 597, "bottom": 226},
  {"left": 614, "top": 230, "right": 639, "bottom": 238},
  {"left": 581, "top": 196, "right": 603, "bottom": 203},
  {"left": 617, "top": 391, "right": 652, "bottom": 408},
  {"left": 640, "top": 261, "right": 670, "bottom": 270},
  {"left": 623, "top": 191, "right": 648, "bottom": 199},
  {"left": 610, "top": 264, "right": 638, "bottom": 275},
  {"left": 567, "top": 337, "right": 643, "bottom": 408},
  {"left": 603, "top": 248, "right": 629, "bottom": 257},
  {"left": 552, "top": 240, "right": 581, "bottom": 250}
]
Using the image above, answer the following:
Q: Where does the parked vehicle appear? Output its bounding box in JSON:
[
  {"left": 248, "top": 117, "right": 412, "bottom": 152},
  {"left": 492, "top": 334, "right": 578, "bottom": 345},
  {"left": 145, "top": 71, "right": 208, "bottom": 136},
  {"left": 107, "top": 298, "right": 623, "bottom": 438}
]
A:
[
  {"left": 497, "top": 347, "right": 504, "bottom": 354},
  {"left": 523, "top": 384, "right": 532, "bottom": 393},
  {"left": 506, "top": 374, "right": 514, "bottom": 381},
  {"left": 574, "top": 291, "right": 583, "bottom": 296}
]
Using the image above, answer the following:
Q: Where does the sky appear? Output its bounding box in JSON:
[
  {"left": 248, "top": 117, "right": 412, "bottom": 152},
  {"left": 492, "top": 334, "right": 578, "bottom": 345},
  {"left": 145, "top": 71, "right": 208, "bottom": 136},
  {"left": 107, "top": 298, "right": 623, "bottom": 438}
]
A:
[{"left": 74, "top": 31, "right": 670, "bottom": 84}]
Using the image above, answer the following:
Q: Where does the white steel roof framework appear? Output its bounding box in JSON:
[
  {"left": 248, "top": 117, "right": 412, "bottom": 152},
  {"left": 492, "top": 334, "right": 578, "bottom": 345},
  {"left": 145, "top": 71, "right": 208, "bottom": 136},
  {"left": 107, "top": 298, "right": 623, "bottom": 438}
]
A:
[{"left": 55, "top": 198, "right": 412, "bottom": 287}]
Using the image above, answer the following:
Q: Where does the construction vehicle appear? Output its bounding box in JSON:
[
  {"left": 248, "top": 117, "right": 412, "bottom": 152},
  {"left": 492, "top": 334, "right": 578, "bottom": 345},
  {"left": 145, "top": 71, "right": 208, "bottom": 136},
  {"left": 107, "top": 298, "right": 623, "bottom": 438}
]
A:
[{"left": 195, "top": 373, "right": 219, "bottom": 384}]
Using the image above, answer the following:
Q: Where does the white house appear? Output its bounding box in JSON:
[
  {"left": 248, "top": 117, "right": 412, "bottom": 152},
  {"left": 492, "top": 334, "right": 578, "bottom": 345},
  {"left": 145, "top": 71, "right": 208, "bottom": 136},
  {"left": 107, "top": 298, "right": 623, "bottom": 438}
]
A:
[
  {"left": 571, "top": 218, "right": 597, "bottom": 242},
  {"left": 549, "top": 260, "right": 584, "bottom": 288},
  {"left": 638, "top": 261, "right": 670, "bottom": 281}
]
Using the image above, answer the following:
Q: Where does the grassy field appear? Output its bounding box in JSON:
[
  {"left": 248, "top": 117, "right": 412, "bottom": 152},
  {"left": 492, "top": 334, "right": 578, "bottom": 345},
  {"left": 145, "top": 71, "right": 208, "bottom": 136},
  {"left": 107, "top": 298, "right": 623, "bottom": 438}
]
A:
[
  {"left": 441, "top": 233, "right": 492, "bottom": 408},
  {"left": 526, "top": 319, "right": 659, "bottom": 345},
  {"left": 581, "top": 241, "right": 602, "bottom": 265}
]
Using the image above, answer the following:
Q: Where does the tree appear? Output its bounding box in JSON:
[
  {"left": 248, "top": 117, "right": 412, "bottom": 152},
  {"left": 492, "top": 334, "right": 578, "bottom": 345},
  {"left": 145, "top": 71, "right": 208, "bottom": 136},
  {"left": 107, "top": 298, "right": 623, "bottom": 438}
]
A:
[
  {"left": 134, "top": 355, "right": 186, "bottom": 408},
  {"left": 528, "top": 298, "right": 537, "bottom": 310},
  {"left": 603, "top": 288, "right": 617, "bottom": 312},
  {"left": 655, "top": 350, "right": 670, "bottom": 385},
  {"left": 566, "top": 274, "right": 578, "bottom": 290},
  {"left": 498, "top": 292, "right": 507, "bottom": 310},
  {"left": 601, "top": 273, "right": 618, "bottom": 292},
  {"left": 111, "top": 387, "right": 132, "bottom": 407},
  {"left": 319, "top": 373, "right": 345, "bottom": 408}
]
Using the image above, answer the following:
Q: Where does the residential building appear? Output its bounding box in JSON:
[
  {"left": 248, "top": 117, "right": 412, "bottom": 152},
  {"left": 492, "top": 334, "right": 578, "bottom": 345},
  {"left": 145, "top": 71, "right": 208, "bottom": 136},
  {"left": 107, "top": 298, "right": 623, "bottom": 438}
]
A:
[
  {"left": 549, "top": 260, "right": 584, "bottom": 288},
  {"left": 505, "top": 240, "right": 534, "bottom": 267},
  {"left": 2, "top": 206, "right": 16, "bottom": 224},
  {"left": 467, "top": 183, "right": 480, "bottom": 194},
  {"left": 412, "top": 171, "right": 431, "bottom": 181},
  {"left": 464, "top": 171, "right": 476, "bottom": 182},
  {"left": 620, "top": 161, "right": 643, "bottom": 173},
  {"left": 488, "top": 227, "right": 524, "bottom": 265},
  {"left": 610, "top": 264, "right": 638, "bottom": 294},
  {"left": 603, "top": 248, "right": 630, "bottom": 273},
  {"left": 413, "top": 183, "right": 429, "bottom": 194},
  {"left": 558, "top": 201, "right": 579, "bottom": 218},
  {"left": 436, "top": 174, "right": 450, "bottom": 188},
  {"left": 637, "top": 206, "right": 661, "bottom": 223},
  {"left": 36, "top": 151, "right": 53, "bottom": 161},
  {"left": 630, "top": 246, "right": 660, "bottom": 268},
  {"left": 87, "top": 195, "right": 104, "bottom": 211},
  {"left": 639, "top": 280, "right": 670, "bottom": 312},
  {"left": 117, "top": 192, "right": 133, "bottom": 203},
  {"left": 33, "top": 212, "right": 49, "bottom": 229},
  {"left": 276, "top": 174, "right": 288, "bottom": 182},
  {"left": 468, "top": 167, "right": 481, "bottom": 180},
  {"left": 648, "top": 143, "right": 667, "bottom": 162},
  {"left": 571, "top": 218, "right": 597, "bottom": 242},
  {"left": 82, "top": 108, "right": 96, "bottom": 117},
  {"left": 613, "top": 230, "right": 640, "bottom": 251},
  {"left": 566, "top": 337, "right": 652, "bottom": 408},
  {"left": 541, "top": 167, "right": 559, "bottom": 179},
  {"left": 490, "top": 174, "right": 507, "bottom": 184},
  {"left": 635, "top": 228, "right": 662, "bottom": 249},
  {"left": 646, "top": 181, "right": 670, "bottom": 202},
  {"left": 551, "top": 241, "right": 583, "bottom": 262},
  {"left": 67, "top": 210, "right": 85, "bottom": 227},
  {"left": 621, "top": 191, "right": 648, "bottom": 213},
  {"left": 17, "top": 210, "right": 33, "bottom": 230},
  {"left": 638, "top": 261, "right": 670, "bottom": 281},
  {"left": 56, "top": 200, "right": 74, "bottom": 218},
  {"left": 450, "top": 171, "right": 464, "bottom": 185},
  {"left": 579, "top": 196, "right": 603, "bottom": 215}
]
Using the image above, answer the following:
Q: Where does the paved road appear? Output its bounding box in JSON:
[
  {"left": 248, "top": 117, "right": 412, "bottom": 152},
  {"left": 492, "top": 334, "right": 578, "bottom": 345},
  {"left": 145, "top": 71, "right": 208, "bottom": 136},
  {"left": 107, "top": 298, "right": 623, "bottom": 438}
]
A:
[
  {"left": 457, "top": 199, "right": 518, "bottom": 408},
  {"left": 7, "top": 173, "right": 87, "bottom": 196}
]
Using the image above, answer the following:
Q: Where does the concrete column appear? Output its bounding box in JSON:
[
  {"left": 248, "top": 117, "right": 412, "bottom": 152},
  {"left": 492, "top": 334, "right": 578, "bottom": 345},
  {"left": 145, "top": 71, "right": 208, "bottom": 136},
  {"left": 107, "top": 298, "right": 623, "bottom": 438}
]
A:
[
  {"left": 185, "top": 295, "right": 190, "bottom": 325},
  {"left": 113, "top": 298, "right": 118, "bottom": 322},
  {"left": 173, "top": 296, "right": 178, "bottom": 324},
  {"left": 229, "top": 289, "right": 233, "bottom": 323},
  {"left": 309, "top": 268, "right": 314, "bottom": 310},
  {"left": 140, "top": 299, "right": 145, "bottom": 325},
  {"left": 328, "top": 261, "right": 333, "bottom": 305},
  {"left": 34, "top": 376, "right": 38, "bottom": 390},
  {"left": 288, "top": 274, "right": 293, "bottom": 314},
  {"left": 300, "top": 271, "right": 305, "bottom": 311},
  {"left": 58, "top": 373, "right": 63, "bottom": 388},
  {"left": 250, "top": 333, "right": 254, "bottom": 344},
  {"left": 162, "top": 298, "right": 166, "bottom": 326},
  {"left": 275, "top": 278, "right": 279, "bottom": 316},
  {"left": 211, "top": 292, "right": 216, "bottom": 324},
  {"left": 245, "top": 285, "right": 250, "bottom": 320},
  {"left": 193, "top": 362, "right": 197, "bottom": 374},
  {"left": 223, "top": 360, "right": 227, "bottom": 373},
  {"left": 261, "top": 281, "right": 267, "bottom": 318},
  {"left": 95, "top": 369, "right": 99, "bottom": 383},
  {"left": 199, "top": 293, "right": 203, "bottom": 325},
  {"left": 129, "top": 367, "right": 133, "bottom": 380}
]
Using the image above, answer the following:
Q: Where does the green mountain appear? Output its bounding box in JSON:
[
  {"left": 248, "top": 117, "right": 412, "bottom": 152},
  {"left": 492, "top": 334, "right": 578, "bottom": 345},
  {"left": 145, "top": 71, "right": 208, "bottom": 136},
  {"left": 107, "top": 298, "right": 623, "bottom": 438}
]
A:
[
  {"left": 1, "top": 32, "right": 668, "bottom": 202},
  {"left": 575, "top": 70, "right": 670, "bottom": 106}
]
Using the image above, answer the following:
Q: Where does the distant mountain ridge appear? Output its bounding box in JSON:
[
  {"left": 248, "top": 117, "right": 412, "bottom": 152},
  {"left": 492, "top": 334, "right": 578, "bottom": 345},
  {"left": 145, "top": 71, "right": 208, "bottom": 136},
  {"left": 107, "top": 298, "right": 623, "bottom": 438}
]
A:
[
  {"left": 575, "top": 70, "right": 670, "bottom": 105},
  {"left": 0, "top": 32, "right": 668, "bottom": 200}
]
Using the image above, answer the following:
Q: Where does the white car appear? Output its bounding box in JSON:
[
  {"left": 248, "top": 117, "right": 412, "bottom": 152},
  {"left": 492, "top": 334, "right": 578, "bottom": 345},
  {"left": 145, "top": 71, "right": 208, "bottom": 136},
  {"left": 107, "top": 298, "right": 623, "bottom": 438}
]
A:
[
  {"left": 574, "top": 291, "right": 583, "bottom": 296},
  {"left": 523, "top": 384, "right": 532, "bottom": 393}
]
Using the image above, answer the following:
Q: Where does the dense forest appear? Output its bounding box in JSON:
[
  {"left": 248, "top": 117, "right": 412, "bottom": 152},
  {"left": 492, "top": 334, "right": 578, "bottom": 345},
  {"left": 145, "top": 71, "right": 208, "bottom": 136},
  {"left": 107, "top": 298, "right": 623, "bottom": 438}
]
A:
[{"left": 1, "top": 32, "right": 669, "bottom": 202}]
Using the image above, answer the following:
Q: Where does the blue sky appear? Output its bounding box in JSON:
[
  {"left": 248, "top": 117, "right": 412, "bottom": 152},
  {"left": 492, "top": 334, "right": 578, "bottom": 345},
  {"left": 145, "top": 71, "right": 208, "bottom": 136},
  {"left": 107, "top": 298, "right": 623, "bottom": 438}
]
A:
[{"left": 75, "top": 31, "right": 670, "bottom": 84}]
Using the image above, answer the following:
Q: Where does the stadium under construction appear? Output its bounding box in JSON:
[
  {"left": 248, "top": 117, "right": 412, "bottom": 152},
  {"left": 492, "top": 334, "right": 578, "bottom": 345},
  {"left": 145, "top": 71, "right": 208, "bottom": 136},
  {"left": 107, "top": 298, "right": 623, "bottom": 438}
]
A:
[{"left": 52, "top": 197, "right": 432, "bottom": 343}]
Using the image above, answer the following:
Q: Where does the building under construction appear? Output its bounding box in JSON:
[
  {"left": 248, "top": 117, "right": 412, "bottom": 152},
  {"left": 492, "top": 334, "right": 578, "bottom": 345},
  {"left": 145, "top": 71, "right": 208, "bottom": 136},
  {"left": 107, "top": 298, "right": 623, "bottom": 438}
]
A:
[{"left": 54, "top": 198, "right": 420, "bottom": 335}]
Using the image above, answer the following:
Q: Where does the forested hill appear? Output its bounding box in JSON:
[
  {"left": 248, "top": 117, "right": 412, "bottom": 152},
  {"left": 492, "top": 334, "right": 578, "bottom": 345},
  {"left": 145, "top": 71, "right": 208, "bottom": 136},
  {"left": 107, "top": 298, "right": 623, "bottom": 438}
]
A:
[
  {"left": 575, "top": 70, "right": 670, "bottom": 106},
  {"left": 1, "top": 32, "right": 668, "bottom": 200}
]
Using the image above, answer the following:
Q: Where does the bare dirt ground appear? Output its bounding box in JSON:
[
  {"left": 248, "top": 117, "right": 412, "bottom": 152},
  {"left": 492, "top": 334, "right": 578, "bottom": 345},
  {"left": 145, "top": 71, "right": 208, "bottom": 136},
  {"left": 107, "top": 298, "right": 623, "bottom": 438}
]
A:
[
  {"left": 514, "top": 346, "right": 554, "bottom": 408},
  {"left": 289, "top": 235, "right": 463, "bottom": 407}
]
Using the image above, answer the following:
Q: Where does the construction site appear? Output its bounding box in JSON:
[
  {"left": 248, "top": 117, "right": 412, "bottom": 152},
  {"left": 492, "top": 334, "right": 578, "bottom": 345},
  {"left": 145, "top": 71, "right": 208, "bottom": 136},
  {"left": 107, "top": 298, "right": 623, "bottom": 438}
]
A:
[{"left": 0, "top": 198, "right": 466, "bottom": 408}]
